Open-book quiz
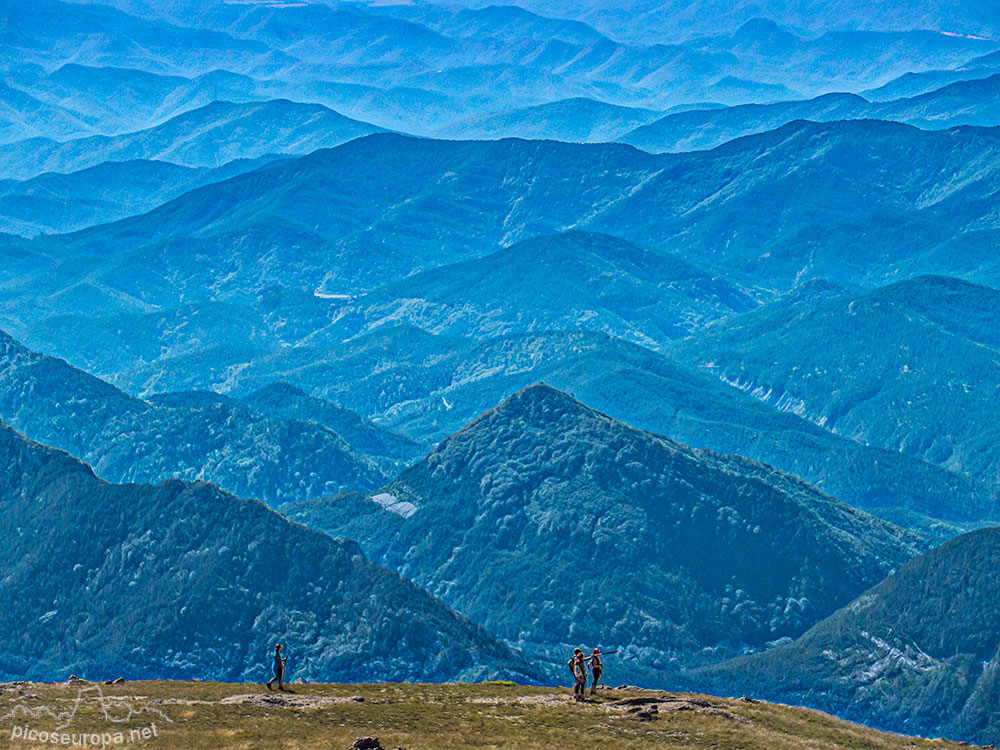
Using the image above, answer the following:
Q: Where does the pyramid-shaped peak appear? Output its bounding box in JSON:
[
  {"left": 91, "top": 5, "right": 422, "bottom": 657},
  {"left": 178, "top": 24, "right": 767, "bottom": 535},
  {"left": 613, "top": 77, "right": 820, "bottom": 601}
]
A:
[{"left": 468, "top": 382, "right": 612, "bottom": 432}]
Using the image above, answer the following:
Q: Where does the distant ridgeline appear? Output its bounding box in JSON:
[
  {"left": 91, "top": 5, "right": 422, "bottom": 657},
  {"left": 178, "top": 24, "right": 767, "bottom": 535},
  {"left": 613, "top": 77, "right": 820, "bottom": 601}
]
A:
[
  {"left": 3, "top": 0, "right": 999, "bottom": 153},
  {"left": 6, "top": 125, "right": 1000, "bottom": 533},
  {"left": 3, "top": 0, "right": 1000, "bottom": 745},
  {"left": 0, "top": 330, "right": 420, "bottom": 506}
]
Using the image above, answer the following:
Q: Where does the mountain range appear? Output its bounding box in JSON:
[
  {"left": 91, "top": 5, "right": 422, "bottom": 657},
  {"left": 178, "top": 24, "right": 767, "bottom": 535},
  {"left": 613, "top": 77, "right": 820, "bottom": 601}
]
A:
[
  {"left": 0, "top": 420, "right": 539, "bottom": 683},
  {"left": 7, "top": 59, "right": 457, "bottom": 138},
  {"left": 423, "top": 66, "right": 1000, "bottom": 149},
  {"left": 863, "top": 54, "right": 1000, "bottom": 100},
  {"left": 2, "top": 123, "right": 998, "bottom": 533},
  {"left": 0, "top": 329, "right": 407, "bottom": 505},
  {"left": 5, "top": 3, "right": 1000, "bottom": 744},
  {"left": 682, "top": 276, "right": 1000, "bottom": 488},
  {"left": 7, "top": 214, "right": 997, "bottom": 528},
  {"left": 8, "top": 120, "right": 1000, "bottom": 326},
  {"left": 0, "top": 156, "right": 284, "bottom": 236},
  {"left": 285, "top": 384, "right": 924, "bottom": 680},
  {"left": 3, "top": 120, "right": 998, "bottom": 403},
  {"left": 3, "top": 80, "right": 998, "bottom": 239},
  {"left": 444, "top": 0, "right": 1000, "bottom": 43},
  {"left": 0, "top": 99, "right": 382, "bottom": 180},
  {"left": 3, "top": 63, "right": 275, "bottom": 141},
  {"left": 4, "top": 0, "right": 291, "bottom": 79},
  {"left": 4, "top": 0, "right": 998, "bottom": 153},
  {"left": 622, "top": 74, "right": 1000, "bottom": 152},
  {"left": 0, "top": 0, "right": 996, "bottom": 243},
  {"left": 23, "top": 303, "right": 985, "bottom": 531}
]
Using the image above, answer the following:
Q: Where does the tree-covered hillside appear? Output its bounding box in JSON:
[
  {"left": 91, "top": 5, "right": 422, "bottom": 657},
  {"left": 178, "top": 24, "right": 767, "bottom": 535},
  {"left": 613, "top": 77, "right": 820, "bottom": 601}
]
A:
[
  {"left": 285, "top": 385, "right": 924, "bottom": 681},
  {"left": 684, "top": 276, "right": 1000, "bottom": 487},
  {"left": 0, "top": 329, "right": 390, "bottom": 504},
  {"left": 0, "top": 422, "right": 543, "bottom": 684},
  {"left": 702, "top": 526, "right": 1000, "bottom": 745}
]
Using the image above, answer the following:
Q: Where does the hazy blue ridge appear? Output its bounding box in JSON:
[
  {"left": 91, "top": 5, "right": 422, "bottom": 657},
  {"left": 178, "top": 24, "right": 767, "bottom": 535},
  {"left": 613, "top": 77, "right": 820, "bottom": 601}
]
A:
[
  {"left": 0, "top": 329, "right": 388, "bottom": 505},
  {"left": 0, "top": 155, "right": 286, "bottom": 236},
  {"left": 0, "top": 99, "right": 384, "bottom": 180},
  {"left": 681, "top": 275, "right": 1000, "bottom": 490}
]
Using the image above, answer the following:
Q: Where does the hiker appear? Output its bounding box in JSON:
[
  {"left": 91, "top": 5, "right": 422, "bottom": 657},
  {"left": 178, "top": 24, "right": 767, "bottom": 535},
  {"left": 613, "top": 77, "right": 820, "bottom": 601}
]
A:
[
  {"left": 569, "top": 648, "right": 587, "bottom": 701},
  {"left": 266, "top": 644, "right": 288, "bottom": 691},
  {"left": 589, "top": 648, "right": 603, "bottom": 694}
]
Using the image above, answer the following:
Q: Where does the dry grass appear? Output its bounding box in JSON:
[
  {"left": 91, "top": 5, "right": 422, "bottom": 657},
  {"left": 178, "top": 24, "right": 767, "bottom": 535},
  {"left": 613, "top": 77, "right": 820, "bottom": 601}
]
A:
[{"left": 0, "top": 680, "right": 980, "bottom": 750}]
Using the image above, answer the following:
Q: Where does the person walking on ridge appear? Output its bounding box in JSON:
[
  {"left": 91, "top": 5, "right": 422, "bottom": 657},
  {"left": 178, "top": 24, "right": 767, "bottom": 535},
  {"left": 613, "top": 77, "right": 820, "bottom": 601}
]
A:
[{"left": 266, "top": 644, "right": 288, "bottom": 691}]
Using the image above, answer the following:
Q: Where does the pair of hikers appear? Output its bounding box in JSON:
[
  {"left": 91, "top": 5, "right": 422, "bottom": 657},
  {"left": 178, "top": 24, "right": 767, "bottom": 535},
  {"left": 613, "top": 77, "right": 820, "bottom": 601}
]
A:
[
  {"left": 568, "top": 648, "right": 603, "bottom": 700},
  {"left": 267, "top": 642, "right": 606, "bottom": 696},
  {"left": 266, "top": 644, "right": 289, "bottom": 691}
]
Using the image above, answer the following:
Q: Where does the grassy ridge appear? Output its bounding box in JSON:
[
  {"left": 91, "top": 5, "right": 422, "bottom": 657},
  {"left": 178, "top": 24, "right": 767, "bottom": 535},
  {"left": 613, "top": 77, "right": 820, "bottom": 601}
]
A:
[{"left": 0, "top": 681, "right": 977, "bottom": 750}]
